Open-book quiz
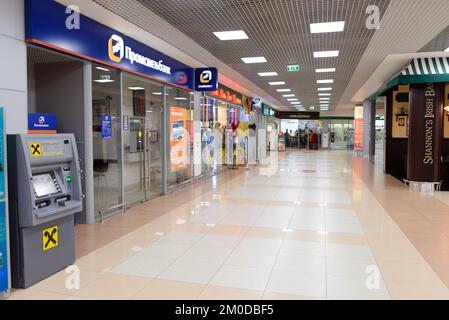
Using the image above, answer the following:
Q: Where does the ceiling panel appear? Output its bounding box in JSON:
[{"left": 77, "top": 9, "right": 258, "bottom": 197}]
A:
[{"left": 94, "top": 0, "right": 390, "bottom": 111}]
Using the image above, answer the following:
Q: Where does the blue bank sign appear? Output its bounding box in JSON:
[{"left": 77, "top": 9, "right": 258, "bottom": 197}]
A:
[
  {"left": 28, "top": 113, "right": 57, "bottom": 134},
  {"left": 195, "top": 68, "right": 218, "bottom": 92},
  {"left": 25, "top": 0, "right": 194, "bottom": 90}
]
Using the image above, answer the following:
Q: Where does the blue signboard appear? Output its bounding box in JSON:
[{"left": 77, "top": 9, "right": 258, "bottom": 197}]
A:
[
  {"left": 28, "top": 113, "right": 57, "bottom": 134},
  {"left": 101, "top": 115, "right": 112, "bottom": 140},
  {"left": 25, "top": 0, "right": 194, "bottom": 90},
  {"left": 195, "top": 68, "right": 219, "bottom": 92},
  {"left": 0, "top": 107, "right": 9, "bottom": 295}
]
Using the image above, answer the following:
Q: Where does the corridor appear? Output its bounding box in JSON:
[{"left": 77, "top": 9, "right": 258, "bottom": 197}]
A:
[{"left": 9, "top": 150, "right": 449, "bottom": 300}]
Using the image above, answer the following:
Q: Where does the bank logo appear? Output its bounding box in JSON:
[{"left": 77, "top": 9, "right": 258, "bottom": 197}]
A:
[
  {"left": 108, "top": 34, "right": 124, "bottom": 63},
  {"left": 38, "top": 116, "right": 45, "bottom": 125},
  {"left": 200, "top": 70, "right": 213, "bottom": 84},
  {"left": 175, "top": 71, "right": 189, "bottom": 85}
]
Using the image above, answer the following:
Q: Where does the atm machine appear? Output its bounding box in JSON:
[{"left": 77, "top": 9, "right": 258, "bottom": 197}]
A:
[
  {"left": 7, "top": 134, "right": 83, "bottom": 288},
  {"left": 0, "top": 108, "right": 10, "bottom": 299}
]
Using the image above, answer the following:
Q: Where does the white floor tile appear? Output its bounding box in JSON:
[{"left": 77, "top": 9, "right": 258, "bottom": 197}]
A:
[
  {"left": 111, "top": 256, "right": 173, "bottom": 278},
  {"left": 275, "top": 253, "right": 326, "bottom": 275},
  {"left": 197, "top": 234, "right": 243, "bottom": 249},
  {"left": 158, "top": 260, "right": 221, "bottom": 284},
  {"left": 136, "top": 242, "right": 191, "bottom": 260},
  {"left": 326, "top": 243, "right": 375, "bottom": 261},
  {"left": 267, "top": 270, "right": 326, "bottom": 298},
  {"left": 211, "top": 265, "right": 271, "bottom": 291},
  {"left": 327, "top": 276, "right": 390, "bottom": 300},
  {"left": 225, "top": 247, "right": 278, "bottom": 269},
  {"left": 281, "top": 240, "right": 326, "bottom": 257},
  {"left": 181, "top": 245, "right": 233, "bottom": 264},
  {"left": 327, "top": 257, "right": 378, "bottom": 279},
  {"left": 237, "top": 237, "right": 283, "bottom": 252},
  {"left": 157, "top": 231, "right": 205, "bottom": 245}
]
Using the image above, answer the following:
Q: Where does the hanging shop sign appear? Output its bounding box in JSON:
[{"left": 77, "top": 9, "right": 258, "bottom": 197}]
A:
[
  {"left": 276, "top": 112, "right": 320, "bottom": 120},
  {"left": 28, "top": 113, "right": 57, "bottom": 134},
  {"left": 252, "top": 98, "right": 262, "bottom": 113},
  {"left": 354, "top": 106, "right": 364, "bottom": 152},
  {"left": 208, "top": 85, "right": 243, "bottom": 106},
  {"left": 123, "top": 116, "right": 130, "bottom": 131},
  {"left": 262, "top": 104, "right": 275, "bottom": 117},
  {"left": 195, "top": 68, "right": 218, "bottom": 92},
  {"left": 25, "top": 0, "right": 194, "bottom": 90}
]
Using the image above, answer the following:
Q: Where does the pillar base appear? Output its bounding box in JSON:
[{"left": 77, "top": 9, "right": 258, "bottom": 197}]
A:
[{"left": 403, "top": 180, "right": 442, "bottom": 193}]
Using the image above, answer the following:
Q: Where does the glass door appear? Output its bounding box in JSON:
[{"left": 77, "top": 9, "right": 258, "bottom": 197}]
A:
[
  {"left": 122, "top": 74, "right": 163, "bottom": 203},
  {"left": 92, "top": 64, "right": 123, "bottom": 216}
]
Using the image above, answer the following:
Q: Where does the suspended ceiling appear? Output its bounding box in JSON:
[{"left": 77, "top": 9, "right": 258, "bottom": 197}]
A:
[{"left": 93, "top": 0, "right": 390, "bottom": 112}]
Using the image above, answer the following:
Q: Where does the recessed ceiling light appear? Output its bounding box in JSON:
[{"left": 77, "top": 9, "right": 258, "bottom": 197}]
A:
[
  {"left": 128, "top": 87, "right": 145, "bottom": 91},
  {"left": 96, "top": 66, "right": 110, "bottom": 72},
  {"left": 317, "top": 79, "right": 334, "bottom": 84},
  {"left": 283, "top": 94, "right": 295, "bottom": 97},
  {"left": 291, "top": 102, "right": 302, "bottom": 105},
  {"left": 318, "top": 87, "right": 332, "bottom": 91},
  {"left": 242, "top": 56, "right": 267, "bottom": 64},
  {"left": 445, "top": 47, "right": 449, "bottom": 52},
  {"left": 258, "top": 72, "right": 278, "bottom": 77},
  {"left": 310, "top": 21, "right": 345, "bottom": 34},
  {"left": 318, "top": 93, "right": 331, "bottom": 96},
  {"left": 277, "top": 89, "right": 291, "bottom": 92},
  {"left": 173, "top": 97, "right": 188, "bottom": 100},
  {"left": 94, "top": 79, "right": 115, "bottom": 83},
  {"left": 314, "top": 51, "right": 339, "bottom": 58},
  {"left": 320, "top": 104, "right": 330, "bottom": 106},
  {"left": 316, "top": 68, "right": 336, "bottom": 73},
  {"left": 310, "top": 107, "right": 316, "bottom": 110},
  {"left": 214, "top": 30, "right": 249, "bottom": 41},
  {"left": 319, "top": 98, "right": 330, "bottom": 101},
  {"left": 269, "top": 81, "right": 286, "bottom": 86},
  {"left": 287, "top": 98, "right": 299, "bottom": 101}
]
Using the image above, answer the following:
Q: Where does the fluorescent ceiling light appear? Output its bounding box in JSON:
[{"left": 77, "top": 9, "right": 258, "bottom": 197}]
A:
[
  {"left": 291, "top": 102, "right": 302, "bottom": 105},
  {"left": 214, "top": 30, "right": 249, "bottom": 41},
  {"left": 310, "top": 107, "right": 316, "bottom": 110},
  {"left": 319, "top": 98, "right": 330, "bottom": 101},
  {"left": 316, "top": 68, "right": 336, "bottom": 73},
  {"left": 152, "top": 92, "right": 168, "bottom": 96},
  {"left": 283, "top": 94, "right": 295, "bottom": 97},
  {"left": 269, "top": 81, "right": 286, "bottom": 86},
  {"left": 277, "top": 89, "right": 291, "bottom": 92},
  {"left": 445, "top": 47, "right": 449, "bottom": 52},
  {"left": 242, "top": 56, "right": 267, "bottom": 64},
  {"left": 317, "top": 79, "right": 334, "bottom": 84},
  {"left": 173, "top": 97, "right": 188, "bottom": 100},
  {"left": 310, "top": 21, "right": 345, "bottom": 34},
  {"left": 314, "top": 51, "right": 339, "bottom": 58},
  {"left": 318, "top": 93, "right": 331, "bottom": 96},
  {"left": 320, "top": 104, "right": 330, "bottom": 106},
  {"left": 96, "top": 66, "right": 110, "bottom": 72},
  {"left": 258, "top": 72, "right": 278, "bottom": 77},
  {"left": 128, "top": 87, "right": 145, "bottom": 91},
  {"left": 94, "top": 79, "right": 115, "bottom": 83},
  {"left": 318, "top": 87, "right": 332, "bottom": 91},
  {"left": 287, "top": 98, "right": 299, "bottom": 101}
]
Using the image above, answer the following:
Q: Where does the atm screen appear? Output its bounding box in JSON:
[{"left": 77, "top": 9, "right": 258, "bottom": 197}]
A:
[{"left": 32, "top": 174, "right": 59, "bottom": 197}]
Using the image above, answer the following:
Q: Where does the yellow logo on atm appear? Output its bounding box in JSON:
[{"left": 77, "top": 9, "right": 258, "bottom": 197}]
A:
[
  {"left": 200, "top": 70, "right": 213, "bottom": 84},
  {"left": 108, "top": 34, "right": 124, "bottom": 63},
  {"left": 30, "top": 143, "right": 42, "bottom": 157},
  {"left": 43, "top": 226, "right": 59, "bottom": 252}
]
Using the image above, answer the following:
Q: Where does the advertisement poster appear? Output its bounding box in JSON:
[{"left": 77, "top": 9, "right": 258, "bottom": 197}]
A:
[
  {"left": 354, "top": 106, "right": 364, "bottom": 152},
  {"left": 170, "top": 107, "right": 188, "bottom": 171},
  {"left": 28, "top": 113, "right": 57, "bottom": 134},
  {"left": 101, "top": 115, "right": 112, "bottom": 140}
]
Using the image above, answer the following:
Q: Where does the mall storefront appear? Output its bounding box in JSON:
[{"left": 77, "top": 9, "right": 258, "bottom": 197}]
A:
[{"left": 25, "top": 0, "right": 265, "bottom": 223}]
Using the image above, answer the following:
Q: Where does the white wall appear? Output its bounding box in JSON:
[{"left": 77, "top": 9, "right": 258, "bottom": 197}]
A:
[{"left": 0, "top": 0, "right": 27, "bottom": 134}]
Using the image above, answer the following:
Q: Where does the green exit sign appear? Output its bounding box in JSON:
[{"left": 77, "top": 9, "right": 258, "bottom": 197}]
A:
[{"left": 287, "top": 65, "right": 300, "bottom": 72}]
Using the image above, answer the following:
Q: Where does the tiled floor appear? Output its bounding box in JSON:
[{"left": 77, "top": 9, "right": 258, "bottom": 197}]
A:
[{"left": 8, "top": 150, "right": 449, "bottom": 300}]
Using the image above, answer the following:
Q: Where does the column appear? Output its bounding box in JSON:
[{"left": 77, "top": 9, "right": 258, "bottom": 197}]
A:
[
  {"left": 0, "top": 0, "right": 27, "bottom": 134},
  {"left": 363, "top": 98, "right": 376, "bottom": 161},
  {"left": 407, "top": 83, "right": 444, "bottom": 182}
]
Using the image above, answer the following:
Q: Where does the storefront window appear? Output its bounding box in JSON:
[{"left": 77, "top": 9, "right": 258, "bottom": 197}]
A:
[
  {"left": 92, "top": 64, "right": 122, "bottom": 214},
  {"left": 167, "top": 87, "right": 194, "bottom": 189},
  {"left": 122, "top": 73, "right": 163, "bottom": 204}
]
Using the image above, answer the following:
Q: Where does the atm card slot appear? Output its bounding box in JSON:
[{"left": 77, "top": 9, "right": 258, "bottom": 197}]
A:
[{"left": 36, "top": 200, "right": 51, "bottom": 209}]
